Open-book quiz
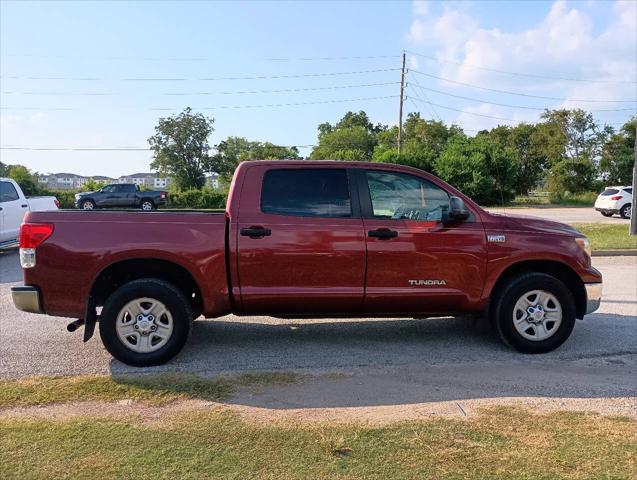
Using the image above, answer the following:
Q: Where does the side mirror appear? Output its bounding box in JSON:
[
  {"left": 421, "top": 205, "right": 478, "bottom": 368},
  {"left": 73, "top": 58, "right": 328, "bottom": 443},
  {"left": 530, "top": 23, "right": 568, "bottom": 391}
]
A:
[{"left": 447, "top": 196, "right": 470, "bottom": 221}]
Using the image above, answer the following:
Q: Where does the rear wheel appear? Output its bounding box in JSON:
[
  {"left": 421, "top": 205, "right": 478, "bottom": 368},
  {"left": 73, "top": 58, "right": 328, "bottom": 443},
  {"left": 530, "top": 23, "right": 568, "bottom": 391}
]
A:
[
  {"left": 600, "top": 211, "right": 614, "bottom": 217},
  {"left": 491, "top": 273, "right": 576, "bottom": 353},
  {"left": 81, "top": 199, "right": 96, "bottom": 210},
  {"left": 619, "top": 204, "right": 631, "bottom": 219},
  {"left": 99, "top": 278, "right": 192, "bottom": 366},
  {"left": 141, "top": 199, "right": 155, "bottom": 211}
]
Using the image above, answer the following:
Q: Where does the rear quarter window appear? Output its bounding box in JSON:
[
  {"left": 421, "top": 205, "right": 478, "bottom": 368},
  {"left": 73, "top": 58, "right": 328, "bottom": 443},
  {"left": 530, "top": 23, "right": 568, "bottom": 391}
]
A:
[
  {"left": 623, "top": 188, "right": 632, "bottom": 195},
  {"left": 601, "top": 189, "right": 620, "bottom": 196},
  {"left": 260, "top": 169, "right": 352, "bottom": 218}
]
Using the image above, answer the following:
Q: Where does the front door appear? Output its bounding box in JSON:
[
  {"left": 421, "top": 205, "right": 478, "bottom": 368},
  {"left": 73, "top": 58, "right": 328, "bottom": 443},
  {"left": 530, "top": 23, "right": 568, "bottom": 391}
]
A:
[
  {"left": 358, "top": 169, "right": 487, "bottom": 314},
  {"left": 236, "top": 166, "right": 366, "bottom": 314}
]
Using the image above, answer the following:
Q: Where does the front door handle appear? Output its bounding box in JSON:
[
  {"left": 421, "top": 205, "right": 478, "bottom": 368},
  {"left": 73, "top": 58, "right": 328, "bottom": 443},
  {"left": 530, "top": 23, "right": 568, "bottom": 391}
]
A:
[
  {"left": 21, "top": 204, "right": 28, "bottom": 208},
  {"left": 240, "top": 226, "right": 272, "bottom": 239},
  {"left": 368, "top": 228, "right": 398, "bottom": 240}
]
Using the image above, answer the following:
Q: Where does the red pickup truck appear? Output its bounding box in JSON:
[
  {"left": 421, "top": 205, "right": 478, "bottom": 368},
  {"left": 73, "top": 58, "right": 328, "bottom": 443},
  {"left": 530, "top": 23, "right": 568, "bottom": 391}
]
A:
[{"left": 12, "top": 160, "right": 602, "bottom": 366}]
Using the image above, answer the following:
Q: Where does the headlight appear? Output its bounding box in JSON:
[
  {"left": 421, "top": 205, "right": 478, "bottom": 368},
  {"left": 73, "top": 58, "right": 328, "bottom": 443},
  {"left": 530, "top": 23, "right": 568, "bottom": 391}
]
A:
[{"left": 575, "top": 237, "right": 591, "bottom": 257}]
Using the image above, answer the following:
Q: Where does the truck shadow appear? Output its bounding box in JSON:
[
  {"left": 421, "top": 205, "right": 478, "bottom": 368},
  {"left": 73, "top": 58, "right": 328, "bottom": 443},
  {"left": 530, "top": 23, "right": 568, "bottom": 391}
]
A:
[{"left": 108, "top": 312, "right": 637, "bottom": 409}]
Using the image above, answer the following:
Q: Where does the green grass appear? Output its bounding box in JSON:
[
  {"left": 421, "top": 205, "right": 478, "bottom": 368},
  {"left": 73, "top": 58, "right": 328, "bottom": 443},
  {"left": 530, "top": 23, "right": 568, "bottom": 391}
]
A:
[
  {"left": 571, "top": 223, "right": 637, "bottom": 251},
  {"left": 0, "top": 372, "right": 302, "bottom": 408},
  {"left": 1, "top": 405, "right": 634, "bottom": 479}
]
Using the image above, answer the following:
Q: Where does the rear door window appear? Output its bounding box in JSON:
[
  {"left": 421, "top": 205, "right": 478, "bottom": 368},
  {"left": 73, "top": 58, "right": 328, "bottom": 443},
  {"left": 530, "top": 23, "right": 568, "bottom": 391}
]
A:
[
  {"left": 0, "top": 181, "right": 20, "bottom": 202},
  {"left": 261, "top": 169, "right": 351, "bottom": 218}
]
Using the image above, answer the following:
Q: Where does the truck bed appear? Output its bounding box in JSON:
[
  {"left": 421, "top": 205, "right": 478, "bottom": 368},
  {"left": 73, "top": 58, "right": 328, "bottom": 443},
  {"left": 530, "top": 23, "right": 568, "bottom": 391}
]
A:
[{"left": 22, "top": 209, "right": 230, "bottom": 318}]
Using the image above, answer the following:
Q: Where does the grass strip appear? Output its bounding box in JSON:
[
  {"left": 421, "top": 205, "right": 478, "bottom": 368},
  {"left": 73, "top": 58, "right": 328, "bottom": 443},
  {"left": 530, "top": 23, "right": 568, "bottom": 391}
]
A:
[{"left": 571, "top": 223, "right": 637, "bottom": 251}]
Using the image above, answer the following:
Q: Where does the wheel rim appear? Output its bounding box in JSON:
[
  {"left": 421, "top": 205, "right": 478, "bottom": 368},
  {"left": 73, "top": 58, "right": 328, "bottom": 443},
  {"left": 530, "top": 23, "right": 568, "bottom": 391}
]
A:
[
  {"left": 142, "top": 201, "right": 153, "bottom": 211},
  {"left": 83, "top": 201, "right": 94, "bottom": 210},
  {"left": 115, "top": 297, "right": 173, "bottom": 353},
  {"left": 625, "top": 205, "right": 632, "bottom": 218},
  {"left": 512, "top": 290, "right": 562, "bottom": 341}
]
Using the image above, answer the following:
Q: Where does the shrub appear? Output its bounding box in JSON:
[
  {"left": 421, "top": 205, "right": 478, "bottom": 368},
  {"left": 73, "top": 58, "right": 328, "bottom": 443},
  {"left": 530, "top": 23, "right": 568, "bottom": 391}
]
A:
[{"left": 167, "top": 188, "right": 226, "bottom": 209}]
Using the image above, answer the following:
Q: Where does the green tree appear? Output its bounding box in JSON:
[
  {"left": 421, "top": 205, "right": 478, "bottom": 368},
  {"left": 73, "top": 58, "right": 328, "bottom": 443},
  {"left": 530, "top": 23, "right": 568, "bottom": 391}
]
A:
[
  {"left": 8, "top": 165, "right": 40, "bottom": 195},
  {"left": 0, "top": 161, "right": 8, "bottom": 177},
  {"left": 311, "top": 111, "right": 384, "bottom": 161},
  {"left": 537, "top": 109, "right": 608, "bottom": 194},
  {"left": 148, "top": 107, "right": 215, "bottom": 190},
  {"left": 435, "top": 135, "right": 518, "bottom": 205},
  {"left": 83, "top": 178, "right": 106, "bottom": 192},
  {"left": 599, "top": 118, "right": 636, "bottom": 185},
  {"left": 211, "top": 137, "right": 300, "bottom": 181}
]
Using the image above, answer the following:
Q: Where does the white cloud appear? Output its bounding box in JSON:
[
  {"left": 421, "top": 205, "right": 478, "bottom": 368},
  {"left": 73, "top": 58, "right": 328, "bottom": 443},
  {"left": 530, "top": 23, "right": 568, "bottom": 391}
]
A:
[{"left": 404, "top": 0, "right": 637, "bottom": 128}]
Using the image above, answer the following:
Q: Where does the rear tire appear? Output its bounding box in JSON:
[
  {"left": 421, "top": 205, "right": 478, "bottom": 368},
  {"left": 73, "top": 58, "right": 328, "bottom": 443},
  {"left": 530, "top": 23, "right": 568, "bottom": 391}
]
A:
[
  {"left": 491, "top": 273, "right": 576, "bottom": 353},
  {"left": 619, "top": 204, "right": 631, "bottom": 219},
  {"left": 141, "top": 199, "right": 155, "bottom": 211},
  {"left": 600, "top": 211, "right": 613, "bottom": 217},
  {"left": 99, "top": 278, "right": 192, "bottom": 366}
]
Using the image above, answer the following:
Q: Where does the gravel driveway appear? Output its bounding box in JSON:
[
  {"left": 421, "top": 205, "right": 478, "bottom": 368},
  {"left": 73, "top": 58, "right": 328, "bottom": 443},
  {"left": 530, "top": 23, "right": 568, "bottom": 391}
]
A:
[{"left": 1, "top": 249, "right": 635, "bottom": 415}]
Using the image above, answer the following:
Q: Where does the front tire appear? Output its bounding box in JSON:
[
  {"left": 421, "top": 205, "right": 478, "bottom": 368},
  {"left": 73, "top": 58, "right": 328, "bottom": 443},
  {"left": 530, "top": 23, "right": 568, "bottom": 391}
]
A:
[
  {"left": 491, "top": 273, "right": 576, "bottom": 353},
  {"left": 81, "top": 199, "right": 96, "bottom": 210},
  {"left": 99, "top": 279, "right": 193, "bottom": 366},
  {"left": 619, "top": 204, "right": 631, "bottom": 219}
]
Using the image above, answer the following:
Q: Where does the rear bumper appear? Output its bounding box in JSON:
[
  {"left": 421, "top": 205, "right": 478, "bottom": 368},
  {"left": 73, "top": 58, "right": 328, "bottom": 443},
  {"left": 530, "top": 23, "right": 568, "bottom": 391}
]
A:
[
  {"left": 11, "top": 286, "right": 43, "bottom": 314},
  {"left": 595, "top": 207, "right": 618, "bottom": 214},
  {"left": 585, "top": 282, "right": 602, "bottom": 315}
]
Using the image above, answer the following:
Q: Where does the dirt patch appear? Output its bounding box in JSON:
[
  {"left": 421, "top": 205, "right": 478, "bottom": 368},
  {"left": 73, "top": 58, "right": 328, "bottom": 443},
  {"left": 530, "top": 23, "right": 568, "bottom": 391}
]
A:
[{"left": 1, "top": 396, "right": 635, "bottom": 426}]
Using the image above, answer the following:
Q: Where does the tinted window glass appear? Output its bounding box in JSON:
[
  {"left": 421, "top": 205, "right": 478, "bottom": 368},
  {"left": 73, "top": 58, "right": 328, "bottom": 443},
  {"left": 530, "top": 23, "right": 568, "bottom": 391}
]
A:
[
  {"left": 261, "top": 169, "right": 351, "bottom": 217},
  {"left": 0, "top": 181, "right": 20, "bottom": 202},
  {"left": 624, "top": 188, "right": 632, "bottom": 195},
  {"left": 366, "top": 171, "right": 449, "bottom": 221},
  {"left": 601, "top": 189, "right": 619, "bottom": 196},
  {"left": 102, "top": 185, "right": 117, "bottom": 193}
]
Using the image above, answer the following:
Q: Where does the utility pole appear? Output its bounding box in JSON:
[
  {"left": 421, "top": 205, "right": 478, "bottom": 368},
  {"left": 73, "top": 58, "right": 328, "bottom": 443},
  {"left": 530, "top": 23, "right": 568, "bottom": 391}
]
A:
[
  {"left": 630, "top": 126, "right": 636, "bottom": 235},
  {"left": 398, "top": 51, "right": 406, "bottom": 155}
]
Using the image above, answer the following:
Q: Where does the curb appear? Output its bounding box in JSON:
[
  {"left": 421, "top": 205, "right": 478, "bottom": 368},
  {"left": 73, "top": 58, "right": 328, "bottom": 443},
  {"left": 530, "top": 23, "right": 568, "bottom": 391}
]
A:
[{"left": 592, "top": 249, "right": 637, "bottom": 257}]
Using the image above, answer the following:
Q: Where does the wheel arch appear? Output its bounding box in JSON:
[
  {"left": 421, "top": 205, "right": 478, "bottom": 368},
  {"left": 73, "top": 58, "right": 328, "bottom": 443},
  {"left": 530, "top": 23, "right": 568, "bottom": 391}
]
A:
[
  {"left": 489, "top": 260, "right": 587, "bottom": 319},
  {"left": 90, "top": 258, "right": 203, "bottom": 317}
]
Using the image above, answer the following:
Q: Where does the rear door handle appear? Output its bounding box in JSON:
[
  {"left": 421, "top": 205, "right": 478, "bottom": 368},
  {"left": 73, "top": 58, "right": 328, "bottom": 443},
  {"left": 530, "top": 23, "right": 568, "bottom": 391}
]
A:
[
  {"left": 21, "top": 204, "right": 28, "bottom": 208},
  {"left": 240, "top": 226, "right": 272, "bottom": 239},
  {"left": 368, "top": 228, "right": 398, "bottom": 240}
]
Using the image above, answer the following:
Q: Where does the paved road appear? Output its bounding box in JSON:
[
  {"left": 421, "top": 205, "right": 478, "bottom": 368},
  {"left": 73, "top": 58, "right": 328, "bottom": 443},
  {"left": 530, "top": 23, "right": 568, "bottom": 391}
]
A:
[
  {"left": 485, "top": 206, "right": 630, "bottom": 225},
  {"left": 1, "top": 250, "right": 635, "bottom": 409}
]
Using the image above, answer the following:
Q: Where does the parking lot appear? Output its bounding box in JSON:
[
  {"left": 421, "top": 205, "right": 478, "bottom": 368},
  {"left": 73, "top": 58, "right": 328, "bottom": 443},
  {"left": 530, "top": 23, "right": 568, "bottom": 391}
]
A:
[{"left": 1, "top": 245, "right": 635, "bottom": 418}]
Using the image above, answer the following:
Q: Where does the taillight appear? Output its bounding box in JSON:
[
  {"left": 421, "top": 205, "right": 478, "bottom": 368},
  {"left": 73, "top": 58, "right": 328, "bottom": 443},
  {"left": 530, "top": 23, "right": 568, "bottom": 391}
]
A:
[
  {"left": 160, "top": 192, "right": 166, "bottom": 199},
  {"left": 611, "top": 195, "right": 622, "bottom": 200},
  {"left": 19, "top": 223, "right": 54, "bottom": 268},
  {"left": 54, "top": 199, "right": 60, "bottom": 209}
]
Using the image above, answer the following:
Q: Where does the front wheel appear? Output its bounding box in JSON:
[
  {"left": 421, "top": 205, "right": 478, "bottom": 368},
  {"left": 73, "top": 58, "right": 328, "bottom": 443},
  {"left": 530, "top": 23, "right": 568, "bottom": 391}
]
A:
[
  {"left": 491, "top": 273, "right": 576, "bottom": 353},
  {"left": 99, "top": 279, "right": 193, "bottom": 366},
  {"left": 81, "top": 199, "right": 96, "bottom": 210},
  {"left": 619, "top": 204, "right": 631, "bottom": 219}
]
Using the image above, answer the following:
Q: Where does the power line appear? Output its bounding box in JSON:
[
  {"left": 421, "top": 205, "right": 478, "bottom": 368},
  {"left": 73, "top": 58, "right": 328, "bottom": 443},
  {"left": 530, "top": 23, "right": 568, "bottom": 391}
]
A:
[
  {"left": 407, "top": 84, "right": 637, "bottom": 113},
  {"left": 2, "top": 53, "right": 400, "bottom": 62},
  {"left": 1, "top": 81, "right": 399, "bottom": 97},
  {"left": 0, "top": 95, "right": 398, "bottom": 112},
  {"left": 1, "top": 67, "right": 400, "bottom": 82},
  {"left": 409, "top": 69, "right": 637, "bottom": 103},
  {"left": 407, "top": 50, "right": 637, "bottom": 85}
]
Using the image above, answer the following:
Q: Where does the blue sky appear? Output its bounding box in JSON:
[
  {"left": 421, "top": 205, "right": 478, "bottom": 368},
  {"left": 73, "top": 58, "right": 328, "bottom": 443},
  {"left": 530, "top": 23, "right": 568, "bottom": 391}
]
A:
[{"left": 1, "top": 0, "right": 635, "bottom": 177}]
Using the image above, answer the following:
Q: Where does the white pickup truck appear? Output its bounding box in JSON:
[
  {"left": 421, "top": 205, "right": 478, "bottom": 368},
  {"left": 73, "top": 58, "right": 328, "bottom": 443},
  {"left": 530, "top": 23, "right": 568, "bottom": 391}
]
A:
[{"left": 0, "top": 178, "right": 59, "bottom": 249}]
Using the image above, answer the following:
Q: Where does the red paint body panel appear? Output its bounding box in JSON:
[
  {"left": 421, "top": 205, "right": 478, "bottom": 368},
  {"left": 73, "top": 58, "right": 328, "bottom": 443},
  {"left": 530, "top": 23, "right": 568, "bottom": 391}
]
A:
[{"left": 20, "top": 160, "right": 601, "bottom": 321}]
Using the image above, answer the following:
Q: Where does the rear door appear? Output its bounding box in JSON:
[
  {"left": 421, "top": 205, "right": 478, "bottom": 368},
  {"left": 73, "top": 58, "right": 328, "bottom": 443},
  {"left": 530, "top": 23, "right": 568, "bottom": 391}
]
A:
[
  {"left": 236, "top": 165, "right": 366, "bottom": 314},
  {"left": 0, "top": 180, "right": 26, "bottom": 242},
  {"left": 357, "top": 169, "right": 487, "bottom": 314}
]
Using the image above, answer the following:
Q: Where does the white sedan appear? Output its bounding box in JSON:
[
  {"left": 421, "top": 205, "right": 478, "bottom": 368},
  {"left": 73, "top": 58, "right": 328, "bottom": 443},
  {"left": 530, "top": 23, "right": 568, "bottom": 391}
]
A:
[{"left": 594, "top": 186, "right": 633, "bottom": 219}]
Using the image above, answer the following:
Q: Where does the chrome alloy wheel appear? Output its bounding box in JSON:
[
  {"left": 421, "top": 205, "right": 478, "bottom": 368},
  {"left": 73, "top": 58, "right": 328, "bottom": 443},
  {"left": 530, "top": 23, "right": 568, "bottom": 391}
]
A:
[
  {"left": 141, "top": 201, "right": 153, "bottom": 211},
  {"left": 82, "top": 201, "right": 94, "bottom": 210},
  {"left": 115, "top": 297, "right": 173, "bottom": 353},
  {"left": 512, "top": 290, "right": 562, "bottom": 341}
]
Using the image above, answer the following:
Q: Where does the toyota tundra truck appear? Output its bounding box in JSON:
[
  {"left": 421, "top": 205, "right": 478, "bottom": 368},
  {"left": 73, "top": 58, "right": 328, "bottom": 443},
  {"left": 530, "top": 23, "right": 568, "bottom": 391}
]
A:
[{"left": 11, "top": 161, "right": 602, "bottom": 366}]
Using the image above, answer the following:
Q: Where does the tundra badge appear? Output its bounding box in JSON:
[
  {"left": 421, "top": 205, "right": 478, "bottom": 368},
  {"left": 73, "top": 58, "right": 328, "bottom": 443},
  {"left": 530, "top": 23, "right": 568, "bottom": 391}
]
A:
[
  {"left": 487, "top": 234, "right": 506, "bottom": 243},
  {"left": 409, "top": 279, "right": 447, "bottom": 286}
]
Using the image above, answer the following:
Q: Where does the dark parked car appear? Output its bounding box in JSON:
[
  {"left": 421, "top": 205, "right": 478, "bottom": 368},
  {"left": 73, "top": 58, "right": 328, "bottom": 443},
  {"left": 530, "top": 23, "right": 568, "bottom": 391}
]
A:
[{"left": 74, "top": 183, "right": 167, "bottom": 210}]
